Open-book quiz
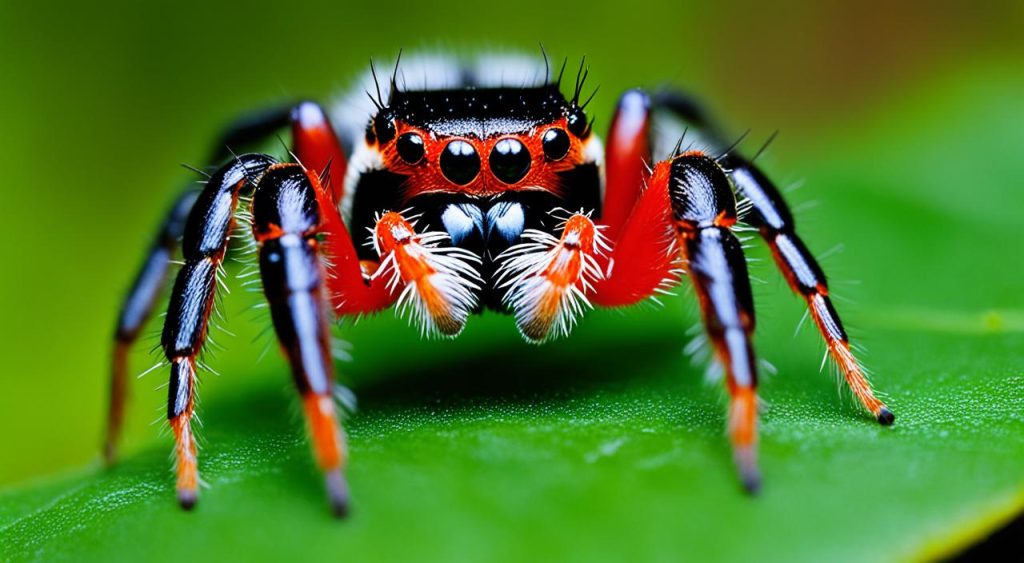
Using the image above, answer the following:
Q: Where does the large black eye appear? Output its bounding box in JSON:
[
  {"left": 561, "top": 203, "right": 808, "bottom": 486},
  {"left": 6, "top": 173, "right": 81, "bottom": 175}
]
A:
[
  {"left": 489, "top": 138, "right": 531, "bottom": 184},
  {"left": 396, "top": 133, "right": 424, "bottom": 164},
  {"left": 440, "top": 140, "right": 480, "bottom": 185},
  {"left": 566, "top": 108, "right": 589, "bottom": 138},
  {"left": 373, "top": 113, "right": 396, "bottom": 144},
  {"left": 541, "top": 128, "right": 570, "bottom": 161}
]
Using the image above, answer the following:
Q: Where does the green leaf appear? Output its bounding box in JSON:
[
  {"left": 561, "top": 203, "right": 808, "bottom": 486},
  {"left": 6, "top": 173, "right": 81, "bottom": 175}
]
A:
[{"left": 3, "top": 63, "right": 1022, "bottom": 563}]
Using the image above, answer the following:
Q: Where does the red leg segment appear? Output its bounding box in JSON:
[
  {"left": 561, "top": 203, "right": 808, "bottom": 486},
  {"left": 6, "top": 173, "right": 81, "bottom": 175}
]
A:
[
  {"left": 601, "top": 89, "right": 652, "bottom": 242},
  {"left": 292, "top": 100, "right": 347, "bottom": 202},
  {"left": 592, "top": 90, "right": 679, "bottom": 307},
  {"left": 595, "top": 151, "right": 764, "bottom": 492},
  {"left": 291, "top": 100, "right": 395, "bottom": 316}
]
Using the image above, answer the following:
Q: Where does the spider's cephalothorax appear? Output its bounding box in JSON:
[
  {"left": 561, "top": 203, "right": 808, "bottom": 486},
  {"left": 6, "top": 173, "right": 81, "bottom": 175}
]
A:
[
  {"left": 344, "top": 78, "right": 604, "bottom": 319},
  {"left": 107, "top": 53, "right": 894, "bottom": 517}
]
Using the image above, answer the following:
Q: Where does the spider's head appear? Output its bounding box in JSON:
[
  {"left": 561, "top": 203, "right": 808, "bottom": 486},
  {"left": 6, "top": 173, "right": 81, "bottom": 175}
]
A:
[{"left": 364, "top": 84, "right": 597, "bottom": 199}]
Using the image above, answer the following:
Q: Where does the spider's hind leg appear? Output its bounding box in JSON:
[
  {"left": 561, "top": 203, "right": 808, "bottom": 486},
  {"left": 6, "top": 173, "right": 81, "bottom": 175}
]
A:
[
  {"left": 653, "top": 89, "right": 893, "bottom": 424},
  {"left": 107, "top": 190, "right": 197, "bottom": 464},
  {"left": 106, "top": 103, "right": 296, "bottom": 465},
  {"left": 722, "top": 152, "right": 894, "bottom": 424}
]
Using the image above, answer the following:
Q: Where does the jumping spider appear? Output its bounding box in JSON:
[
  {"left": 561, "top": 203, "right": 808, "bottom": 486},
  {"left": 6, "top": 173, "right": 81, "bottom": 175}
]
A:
[{"left": 106, "top": 53, "right": 894, "bottom": 517}]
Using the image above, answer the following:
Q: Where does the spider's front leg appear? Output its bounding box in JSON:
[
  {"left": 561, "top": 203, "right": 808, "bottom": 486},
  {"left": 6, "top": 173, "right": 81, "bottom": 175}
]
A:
[
  {"left": 161, "top": 154, "right": 352, "bottom": 515},
  {"left": 593, "top": 91, "right": 765, "bottom": 489},
  {"left": 251, "top": 163, "right": 351, "bottom": 516},
  {"left": 664, "top": 154, "right": 762, "bottom": 491},
  {"left": 597, "top": 151, "right": 763, "bottom": 491}
]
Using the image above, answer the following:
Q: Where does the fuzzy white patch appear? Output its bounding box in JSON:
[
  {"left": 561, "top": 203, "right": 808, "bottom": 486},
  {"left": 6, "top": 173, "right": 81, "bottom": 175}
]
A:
[
  {"left": 373, "top": 227, "right": 482, "bottom": 337},
  {"left": 468, "top": 53, "right": 550, "bottom": 88},
  {"left": 495, "top": 216, "right": 607, "bottom": 342},
  {"left": 486, "top": 201, "right": 526, "bottom": 243},
  {"left": 441, "top": 203, "right": 484, "bottom": 245},
  {"left": 581, "top": 135, "right": 607, "bottom": 203},
  {"left": 582, "top": 134, "right": 605, "bottom": 167},
  {"left": 340, "top": 142, "right": 384, "bottom": 221},
  {"left": 330, "top": 53, "right": 466, "bottom": 147}
]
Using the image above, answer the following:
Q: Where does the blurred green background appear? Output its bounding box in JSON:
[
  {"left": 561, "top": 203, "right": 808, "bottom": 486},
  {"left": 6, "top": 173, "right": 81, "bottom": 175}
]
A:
[{"left": 2, "top": 1, "right": 1023, "bottom": 561}]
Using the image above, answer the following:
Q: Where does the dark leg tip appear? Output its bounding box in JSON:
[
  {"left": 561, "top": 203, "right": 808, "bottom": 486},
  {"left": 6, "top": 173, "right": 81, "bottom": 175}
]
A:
[
  {"left": 876, "top": 407, "right": 895, "bottom": 426},
  {"left": 741, "top": 471, "right": 762, "bottom": 496},
  {"left": 325, "top": 470, "right": 350, "bottom": 519},
  {"left": 177, "top": 489, "right": 198, "bottom": 511},
  {"left": 733, "top": 446, "right": 762, "bottom": 496},
  {"left": 102, "top": 443, "right": 118, "bottom": 467}
]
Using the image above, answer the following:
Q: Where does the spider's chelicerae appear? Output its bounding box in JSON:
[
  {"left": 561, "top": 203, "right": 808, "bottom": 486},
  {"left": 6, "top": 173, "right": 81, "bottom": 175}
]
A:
[{"left": 106, "top": 53, "right": 894, "bottom": 517}]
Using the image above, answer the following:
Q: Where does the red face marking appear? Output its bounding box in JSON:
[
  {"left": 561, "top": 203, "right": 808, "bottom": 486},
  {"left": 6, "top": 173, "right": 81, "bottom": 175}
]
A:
[{"left": 375, "top": 117, "right": 587, "bottom": 201}]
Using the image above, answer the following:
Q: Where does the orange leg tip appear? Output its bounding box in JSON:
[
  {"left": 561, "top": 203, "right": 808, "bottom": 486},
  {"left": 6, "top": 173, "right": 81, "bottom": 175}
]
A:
[
  {"left": 177, "top": 488, "right": 198, "bottom": 511},
  {"left": 876, "top": 406, "right": 895, "bottom": 426},
  {"left": 303, "top": 394, "right": 345, "bottom": 470},
  {"left": 733, "top": 446, "right": 762, "bottom": 495},
  {"left": 324, "top": 470, "right": 350, "bottom": 518}
]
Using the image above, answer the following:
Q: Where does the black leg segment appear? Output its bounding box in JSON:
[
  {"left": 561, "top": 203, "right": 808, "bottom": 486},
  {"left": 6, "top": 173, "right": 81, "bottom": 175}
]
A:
[
  {"left": 160, "top": 154, "right": 274, "bottom": 508},
  {"left": 107, "top": 103, "right": 298, "bottom": 465},
  {"left": 656, "top": 90, "right": 893, "bottom": 424},
  {"left": 252, "top": 164, "right": 350, "bottom": 517},
  {"left": 668, "top": 152, "right": 761, "bottom": 492}
]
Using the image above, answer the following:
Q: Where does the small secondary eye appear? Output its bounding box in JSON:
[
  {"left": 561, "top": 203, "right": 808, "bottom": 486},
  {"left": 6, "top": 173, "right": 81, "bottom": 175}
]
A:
[
  {"left": 440, "top": 140, "right": 480, "bottom": 185},
  {"left": 373, "top": 113, "right": 396, "bottom": 144},
  {"left": 396, "top": 133, "right": 425, "bottom": 164},
  {"left": 541, "top": 128, "right": 570, "bottom": 161},
  {"left": 489, "top": 138, "right": 531, "bottom": 184},
  {"left": 566, "top": 108, "right": 588, "bottom": 138}
]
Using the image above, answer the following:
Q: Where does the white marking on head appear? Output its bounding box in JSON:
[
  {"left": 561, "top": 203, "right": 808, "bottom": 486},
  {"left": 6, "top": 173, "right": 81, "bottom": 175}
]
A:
[
  {"left": 469, "top": 53, "right": 548, "bottom": 88},
  {"left": 581, "top": 135, "right": 606, "bottom": 202},
  {"left": 441, "top": 204, "right": 484, "bottom": 245},
  {"left": 582, "top": 135, "right": 604, "bottom": 166},
  {"left": 330, "top": 53, "right": 466, "bottom": 147},
  {"left": 340, "top": 142, "right": 385, "bottom": 221},
  {"left": 486, "top": 201, "right": 526, "bottom": 243}
]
